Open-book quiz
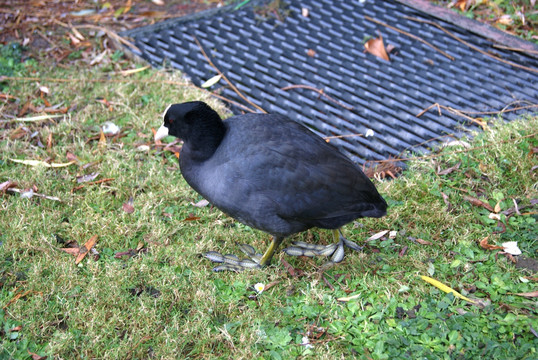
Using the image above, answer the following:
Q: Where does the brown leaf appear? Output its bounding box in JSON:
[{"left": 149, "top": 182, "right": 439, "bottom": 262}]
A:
[
  {"left": 10, "top": 126, "right": 28, "bottom": 140},
  {"left": 183, "top": 216, "right": 200, "bottom": 221},
  {"left": 66, "top": 152, "right": 79, "bottom": 163},
  {"left": 98, "top": 130, "right": 106, "bottom": 148},
  {"left": 281, "top": 258, "right": 304, "bottom": 277},
  {"left": 0, "top": 180, "right": 17, "bottom": 194},
  {"left": 18, "top": 101, "right": 38, "bottom": 117},
  {"left": 306, "top": 49, "right": 316, "bottom": 57},
  {"left": 61, "top": 247, "right": 80, "bottom": 256},
  {"left": 416, "top": 238, "right": 433, "bottom": 245},
  {"left": 437, "top": 162, "right": 461, "bottom": 175},
  {"left": 122, "top": 198, "right": 135, "bottom": 214},
  {"left": 399, "top": 245, "right": 408, "bottom": 257},
  {"left": 44, "top": 106, "right": 69, "bottom": 114},
  {"left": 464, "top": 195, "right": 494, "bottom": 212},
  {"left": 151, "top": 127, "right": 162, "bottom": 145},
  {"left": 453, "top": 0, "right": 470, "bottom": 11},
  {"left": 10, "top": 325, "right": 23, "bottom": 332},
  {"left": 164, "top": 143, "right": 182, "bottom": 154},
  {"left": 494, "top": 201, "right": 501, "bottom": 213},
  {"left": 71, "top": 178, "right": 114, "bottom": 192},
  {"left": 40, "top": 92, "right": 51, "bottom": 107},
  {"left": 364, "top": 35, "right": 390, "bottom": 61},
  {"left": 27, "top": 350, "right": 47, "bottom": 360},
  {"left": 75, "top": 235, "right": 98, "bottom": 264},
  {"left": 264, "top": 280, "right": 280, "bottom": 291},
  {"left": 513, "top": 291, "right": 538, "bottom": 298},
  {"left": 0, "top": 93, "right": 18, "bottom": 101},
  {"left": 479, "top": 236, "right": 503, "bottom": 251}
]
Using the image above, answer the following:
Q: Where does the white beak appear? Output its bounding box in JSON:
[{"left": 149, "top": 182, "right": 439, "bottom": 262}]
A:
[{"left": 155, "top": 124, "right": 169, "bottom": 140}]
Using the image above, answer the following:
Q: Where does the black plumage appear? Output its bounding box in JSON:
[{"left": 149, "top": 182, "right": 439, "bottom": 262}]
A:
[{"left": 156, "top": 101, "right": 387, "bottom": 271}]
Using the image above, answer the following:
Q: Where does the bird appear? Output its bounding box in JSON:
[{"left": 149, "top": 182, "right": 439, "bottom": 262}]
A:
[{"left": 155, "top": 101, "right": 387, "bottom": 271}]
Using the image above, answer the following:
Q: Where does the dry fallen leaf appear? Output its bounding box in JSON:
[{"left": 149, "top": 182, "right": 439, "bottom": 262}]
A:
[
  {"left": 61, "top": 235, "right": 98, "bottom": 264},
  {"left": 9, "top": 159, "right": 75, "bottom": 168},
  {"left": 420, "top": 275, "right": 476, "bottom": 304},
  {"left": 123, "top": 197, "right": 135, "bottom": 214},
  {"left": 75, "top": 235, "right": 98, "bottom": 264},
  {"left": 183, "top": 216, "right": 201, "bottom": 221},
  {"left": 437, "top": 162, "right": 461, "bottom": 175},
  {"left": 27, "top": 350, "right": 47, "bottom": 360},
  {"left": 364, "top": 35, "right": 390, "bottom": 61},
  {"left": 366, "top": 230, "right": 390, "bottom": 241},
  {"left": 496, "top": 14, "right": 513, "bottom": 26},
  {"left": 0, "top": 180, "right": 17, "bottom": 193},
  {"left": 46, "top": 132, "right": 53, "bottom": 150},
  {"left": 513, "top": 291, "right": 538, "bottom": 298},
  {"left": 306, "top": 49, "right": 316, "bottom": 57},
  {"left": 416, "top": 238, "right": 433, "bottom": 245},
  {"left": 464, "top": 195, "right": 494, "bottom": 212},
  {"left": 151, "top": 127, "right": 162, "bottom": 145},
  {"left": 337, "top": 293, "right": 361, "bottom": 302},
  {"left": 479, "top": 236, "right": 504, "bottom": 250},
  {"left": 455, "top": 0, "right": 469, "bottom": 11},
  {"left": 494, "top": 200, "right": 502, "bottom": 213},
  {"left": 201, "top": 74, "right": 222, "bottom": 88},
  {"left": 98, "top": 130, "right": 107, "bottom": 148}
]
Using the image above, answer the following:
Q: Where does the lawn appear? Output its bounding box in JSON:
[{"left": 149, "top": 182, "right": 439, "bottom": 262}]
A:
[{"left": 1, "top": 2, "right": 538, "bottom": 359}]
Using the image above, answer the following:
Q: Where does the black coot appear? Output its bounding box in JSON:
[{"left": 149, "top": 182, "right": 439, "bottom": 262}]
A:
[{"left": 155, "top": 101, "right": 387, "bottom": 271}]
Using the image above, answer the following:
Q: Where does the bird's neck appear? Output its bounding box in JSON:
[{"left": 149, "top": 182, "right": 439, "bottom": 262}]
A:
[{"left": 185, "top": 118, "right": 226, "bottom": 162}]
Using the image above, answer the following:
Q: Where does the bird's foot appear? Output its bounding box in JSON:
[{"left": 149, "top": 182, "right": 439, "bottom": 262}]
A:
[
  {"left": 282, "top": 231, "right": 363, "bottom": 265},
  {"left": 202, "top": 243, "right": 263, "bottom": 272}
]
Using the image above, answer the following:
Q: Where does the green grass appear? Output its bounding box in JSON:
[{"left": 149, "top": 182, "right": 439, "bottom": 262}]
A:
[
  {"left": 1, "top": 51, "right": 537, "bottom": 359},
  {"left": 433, "top": 0, "right": 537, "bottom": 43}
]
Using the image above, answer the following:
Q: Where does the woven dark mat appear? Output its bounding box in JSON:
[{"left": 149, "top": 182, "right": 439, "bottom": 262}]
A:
[{"left": 121, "top": 0, "right": 538, "bottom": 164}]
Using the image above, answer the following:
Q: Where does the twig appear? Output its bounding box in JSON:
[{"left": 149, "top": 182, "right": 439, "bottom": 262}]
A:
[
  {"left": 321, "top": 274, "right": 335, "bottom": 291},
  {"left": 404, "top": 16, "right": 538, "bottom": 74},
  {"left": 324, "top": 133, "right": 364, "bottom": 141},
  {"left": 6, "top": 187, "right": 61, "bottom": 202},
  {"left": 35, "top": 29, "right": 59, "bottom": 49},
  {"left": 193, "top": 36, "right": 267, "bottom": 113},
  {"left": 452, "top": 104, "right": 538, "bottom": 115},
  {"left": 71, "top": 178, "right": 114, "bottom": 192},
  {"left": 416, "top": 103, "right": 442, "bottom": 117},
  {"left": 417, "top": 102, "right": 488, "bottom": 130},
  {"left": 364, "top": 16, "right": 455, "bottom": 61},
  {"left": 281, "top": 84, "right": 354, "bottom": 110},
  {"left": 2, "top": 290, "right": 42, "bottom": 309}
]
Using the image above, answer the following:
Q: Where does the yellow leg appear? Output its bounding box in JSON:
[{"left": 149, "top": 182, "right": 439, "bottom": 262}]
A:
[
  {"left": 332, "top": 229, "right": 340, "bottom": 243},
  {"left": 258, "top": 236, "right": 283, "bottom": 266}
]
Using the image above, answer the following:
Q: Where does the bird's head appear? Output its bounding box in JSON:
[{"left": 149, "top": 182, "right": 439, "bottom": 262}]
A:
[{"left": 155, "top": 101, "right": 218, "bottom": 141}]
